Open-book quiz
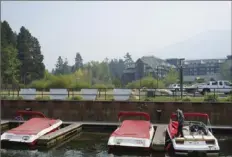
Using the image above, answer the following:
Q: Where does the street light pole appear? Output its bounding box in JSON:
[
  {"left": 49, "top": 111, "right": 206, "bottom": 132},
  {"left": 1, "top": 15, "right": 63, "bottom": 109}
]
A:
[
  {"left": 179, "top": 58, "right": 185, "bottom": 99},
  {"left": 24, "top": 72, "right": 29, "bottom": 86},
  {"left": 156, "top": 66, "right": 159, "bottom": 88}
]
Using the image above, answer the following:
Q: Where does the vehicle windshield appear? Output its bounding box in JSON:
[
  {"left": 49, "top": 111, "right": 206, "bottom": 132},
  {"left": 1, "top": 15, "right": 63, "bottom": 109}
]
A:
[{"left": 224, "top": 81, "right": 232, "bottom": 86}]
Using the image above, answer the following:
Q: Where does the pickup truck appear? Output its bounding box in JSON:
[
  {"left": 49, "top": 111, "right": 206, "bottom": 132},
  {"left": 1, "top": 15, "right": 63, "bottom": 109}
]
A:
[
  {"left": 197, "top": 80, "right": 232, "bottom": 95},
  {"left": 168, "top": 84, "right": 180, "bottom": 91}
]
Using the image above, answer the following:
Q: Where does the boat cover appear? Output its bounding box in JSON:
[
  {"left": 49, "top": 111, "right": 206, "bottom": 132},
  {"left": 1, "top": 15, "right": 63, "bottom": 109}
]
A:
[
  {"left": 112, "top": 120, "right": 151, "bottom": 139},
  {"left": 7, "top": 118, "right": 61, "bottom": 135}
]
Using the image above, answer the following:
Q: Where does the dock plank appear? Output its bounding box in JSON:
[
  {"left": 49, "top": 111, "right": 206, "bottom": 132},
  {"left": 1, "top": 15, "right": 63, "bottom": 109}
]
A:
[
  {"left": 151, "top": 124, "right": 167, "bottom": 151},
  {"left": 38, "top": 123, "right": 82, "bottom": 140},
  {"left": 1, "top": 121, "right": 9, "bottom": 125},
  {"left": 1, "top": 119, "right": 232, "bottom": 130}
]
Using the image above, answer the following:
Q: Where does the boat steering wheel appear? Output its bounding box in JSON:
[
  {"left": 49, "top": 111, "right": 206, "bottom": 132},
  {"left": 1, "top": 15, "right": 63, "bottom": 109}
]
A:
[{"left": 14, "top": 115, "right": 24, "bottom": 121}]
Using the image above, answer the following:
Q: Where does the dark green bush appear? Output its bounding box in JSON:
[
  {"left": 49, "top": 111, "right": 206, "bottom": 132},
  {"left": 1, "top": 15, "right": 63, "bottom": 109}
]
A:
[
  {"left": 204, "top": 93, "right": 219, "bottom": 102},
  {"left": 0, "top": 95, "right": 23, "bottom": 100},
  {"left": 92, "top": 84, "right": 107, "bottom": 89},
  {"left": 126, "top": 76, "right": 165, "bottom": 89},
  {"left": 30, "top": 80, "right": 48, "bottom": 89},
  {"left": 70, "top": 82, "right": 91, "bottom": 89},
  {"left": 225, "top": 93, "right": 232, "bottom": 102},
  {"left": 19, "top": 84, "right": 26, "bottom": 88},
  {"left": 67, "top": 96, "right": 83, "bottom": 101},
  {"left": 35, "top": 96, "right": 50, "bottom": 100},
  {"left": 105, "top": 84, "right": 115, "bottom": 89},
  {"left": 182, "top": 96, "right": 191, "bottom": 102},
  {"left": 143, "top": 97, "right": 153, "bottom": 101}
]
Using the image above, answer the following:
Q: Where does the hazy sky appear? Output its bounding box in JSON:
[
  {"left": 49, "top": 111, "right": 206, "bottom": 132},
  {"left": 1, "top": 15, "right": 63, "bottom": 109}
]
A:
[{"left": 1, "top": 1, "right": 231, "bottom": 70}]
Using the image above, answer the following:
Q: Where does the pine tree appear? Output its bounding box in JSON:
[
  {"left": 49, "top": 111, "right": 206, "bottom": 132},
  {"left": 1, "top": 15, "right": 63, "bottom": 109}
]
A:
[
  {"left": 1, "top": 21, "right": 20, "bottom": 86},
  {"left": 72, "top": 52, "right": 83, "bottom": 72},
  {"left": 124, "top": 52, "right": 134, "bottom": 68},
  {"left": 55, "top": 56, "right": 64, "bottom": 75},
  {"left": 17, "top": 26, "right": 45, "bottom": 84}
]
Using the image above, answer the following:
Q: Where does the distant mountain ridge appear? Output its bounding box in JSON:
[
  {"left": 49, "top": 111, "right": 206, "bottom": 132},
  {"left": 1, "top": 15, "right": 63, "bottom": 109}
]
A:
[{"left": 156, "top": 30, "right": 231, "bottom": 60}]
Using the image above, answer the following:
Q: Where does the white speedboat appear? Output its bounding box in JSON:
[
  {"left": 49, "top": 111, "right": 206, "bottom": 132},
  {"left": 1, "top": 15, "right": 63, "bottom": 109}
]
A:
[
  {"left": 108, "top": 111, "right": 154, "bottom": 152},
  {"left": 1, "top": 110, "right": 62, "bottom": 148},
  {"left": 165, "top": 112, "right": 220, "bottom": 156}
]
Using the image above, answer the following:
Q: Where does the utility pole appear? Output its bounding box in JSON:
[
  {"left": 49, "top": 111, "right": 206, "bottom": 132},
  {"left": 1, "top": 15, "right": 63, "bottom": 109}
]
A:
[
  {"left": 179, "top": 58, "right": 185, "bottom": 99},
  {"left": 156, "top": 66, "right": 159, "bottom": 88}
]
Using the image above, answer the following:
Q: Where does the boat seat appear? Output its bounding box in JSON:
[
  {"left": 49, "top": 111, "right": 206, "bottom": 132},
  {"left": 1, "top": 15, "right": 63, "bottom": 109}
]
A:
[
  {"left": 182, "top": 126, "right": 190, "bottom": 136},
  {"left": 170, "top": 121, "right": 178, "bottom": 137},
  {"left": 172, "top": 121, "right": 179, "bottom": 129}
]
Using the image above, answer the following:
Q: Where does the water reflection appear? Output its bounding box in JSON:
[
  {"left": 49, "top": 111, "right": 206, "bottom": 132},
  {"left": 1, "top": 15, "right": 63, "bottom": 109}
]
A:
[{"left": 1, "top": 133, "right": 232, "bottom": 157}]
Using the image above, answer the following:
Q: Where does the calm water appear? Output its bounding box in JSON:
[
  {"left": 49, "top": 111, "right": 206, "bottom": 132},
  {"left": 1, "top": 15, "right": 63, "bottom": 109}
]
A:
[{"left": 1, "top": 133, "right": 232, "bottom": 157}]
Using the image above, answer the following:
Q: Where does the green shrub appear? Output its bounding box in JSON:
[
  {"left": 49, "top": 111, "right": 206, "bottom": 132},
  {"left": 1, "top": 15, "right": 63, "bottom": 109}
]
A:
[
  {"left": 144, "top": 97, "right": 153, "bottom": 101},
  {"left": 182, "top": 96, "right": 191, "bottom": 102},
  {"left": 67, "top": 96, "right": 83, "bottom": 101},
  {"left": 19, "top": 84, "right": 26, "bottom": 88},
  {"left": 92, "top": 84, "right": 106, "bottom": 89},
  {"left": 35, "top": 96, "right": 50, "bottom": 100},
  {"left": 0, "top": 95, "right": 23, "bottom": 100},
  {"left": 105, "top": 84, "right": 115, "bottom": 89},
  {"left": 71, "top": 82, "right": 91, "bottom": 89},
  {"left": 173, "top": 97, "right": 181, "bottom": 102},
  {"left": 126, "top": 76, "right": 166, "bottom": 89},
  {"left": 126, "top": 81, "right": 140, "bottom": 89},
  {"left": 204, "top": 93, "right": 219, "bottom": 102},
  {"left": 225, "top": 94, "right": 232, "bottom": 102},
  {"left": 46, "top": 76, "right": 71, "bottom": 88},
  {"left": 30, "top": 80, "right": 49, "bottom": 89},
  {"left": 0, "top": 95, "right": 10, "bottom": 100},
  {"left": 159, "top": 89, "right": 172, "bottom": 95},
  {"left": 16, "top": 96, "right": 24, "bottom": 100}
]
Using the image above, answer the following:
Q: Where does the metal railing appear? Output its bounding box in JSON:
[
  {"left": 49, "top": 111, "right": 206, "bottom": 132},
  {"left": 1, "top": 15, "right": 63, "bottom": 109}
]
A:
[{"left": 0, "top": 87, "right": 231, "bottom": 101}]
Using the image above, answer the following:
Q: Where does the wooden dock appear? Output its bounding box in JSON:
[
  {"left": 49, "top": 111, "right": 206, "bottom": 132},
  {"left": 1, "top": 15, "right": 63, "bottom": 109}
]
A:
[
  {"left": 1, "top": 120, "right": 232, "bottom": 130},
  {"left": 37, "top": 123, "right": 82, "bottom": 149},
  {"left": 1, "top": 120, "right": 9, "bottom": 126},
  {"left": 151, "top": 124, "right": 167, "bottom": 151},
  {"left": 1, "top": 120, "right": 9, "bottom": 132}
]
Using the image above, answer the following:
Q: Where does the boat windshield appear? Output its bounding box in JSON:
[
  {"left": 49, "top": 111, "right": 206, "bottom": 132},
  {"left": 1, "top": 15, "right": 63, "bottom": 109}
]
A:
[
  {"left": 183, "top": 121, "right": 209, "bottom": 135},
  {"left": 171, "top": 112, "right": 210, "bottom": 125},
  {"left": 118, "top": 111, "right": 150, "bottom": 122},
  {"left": 15, "top": 110, "right": 47, "bottom": 120}
]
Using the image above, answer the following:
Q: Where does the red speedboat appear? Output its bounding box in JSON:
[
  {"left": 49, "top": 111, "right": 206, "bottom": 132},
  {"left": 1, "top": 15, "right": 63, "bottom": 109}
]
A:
[
  {"left": 1, "top": 110, "right": 62, "bottom": 147},
  {"left": 165, "top": 112, "right": 220, "bottom": 156},
  {"left": 108, "top": 111, "right": 155, "bottom": 151}
]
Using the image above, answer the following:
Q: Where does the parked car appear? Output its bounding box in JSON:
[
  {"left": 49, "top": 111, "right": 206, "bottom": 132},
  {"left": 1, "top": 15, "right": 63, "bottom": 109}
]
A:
[
  {"left": 197, "top": 80, "right": 232, "bottom": 95},
  {"left": 168, "top": 84, "right": 180, "bottom": 92}
]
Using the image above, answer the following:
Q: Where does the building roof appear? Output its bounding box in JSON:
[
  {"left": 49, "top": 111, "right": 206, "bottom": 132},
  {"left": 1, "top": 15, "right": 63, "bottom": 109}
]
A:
[{"left": 139, "top": 56, "right": 176, "bottom": 70}]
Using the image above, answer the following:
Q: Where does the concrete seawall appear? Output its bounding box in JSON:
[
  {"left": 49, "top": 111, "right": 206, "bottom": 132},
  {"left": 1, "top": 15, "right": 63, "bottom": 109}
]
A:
[{"left": 1, "top": 100, "right": 232, "bottom": 125}]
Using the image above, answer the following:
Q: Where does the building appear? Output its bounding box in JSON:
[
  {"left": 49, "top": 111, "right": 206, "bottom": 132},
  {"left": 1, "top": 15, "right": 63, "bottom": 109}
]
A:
[
  {"left": 122, "top": 55, "right": 231, "bottom": 85},
  {"left": 121, "top": 56, "right": 175, "bottom": 85},
  {"left": 166, "top": 57, "right": 230, "bottom": 82}
]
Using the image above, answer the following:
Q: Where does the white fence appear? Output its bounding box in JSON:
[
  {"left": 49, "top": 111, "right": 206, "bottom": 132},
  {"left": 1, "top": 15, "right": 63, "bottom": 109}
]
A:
[
  {"left": 80, "top": 89, "right": 98, "bottom": 100},
  {"left": 19, "top": 88, "right": 36, "bottom": 100},
  {"left": 113, "top": 89, "right": 132, "bottom": 101},
  {"left": 49, "top": 89, "right": 68, "bottom": 100}
]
